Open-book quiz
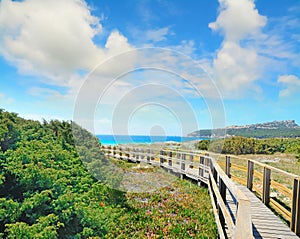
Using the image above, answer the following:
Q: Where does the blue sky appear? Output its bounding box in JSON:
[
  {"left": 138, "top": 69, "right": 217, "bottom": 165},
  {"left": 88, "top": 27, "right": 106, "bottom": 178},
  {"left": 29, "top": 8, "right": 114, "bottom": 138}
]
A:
[{"left": 0, "top": 0, "right": 300, "bottom": 135}]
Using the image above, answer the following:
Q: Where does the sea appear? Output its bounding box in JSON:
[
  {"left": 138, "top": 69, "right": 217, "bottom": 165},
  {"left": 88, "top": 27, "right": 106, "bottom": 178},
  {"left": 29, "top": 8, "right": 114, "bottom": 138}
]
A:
[{"left": 97, "top": 134, "right": 205, "bottom": 145}]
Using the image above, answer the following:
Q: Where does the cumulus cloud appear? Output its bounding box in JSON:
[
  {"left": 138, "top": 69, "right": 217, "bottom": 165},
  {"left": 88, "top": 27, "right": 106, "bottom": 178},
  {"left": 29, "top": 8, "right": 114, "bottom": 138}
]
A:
[
  {"left": 212, "top": 41, "right": 262, "bottom": 97},
  {"left": 171, "top": 40, "right": 195, "bottom": 56},
  {"left": 105, "top": 31, "right": 132, "bottom": 55},
  {"left": 145, "top": 27, "right": 171, "bottom": 42},
  {"left": 209, "top": 0, "right": 266, "bottom": 42},
  {"left": 278, "top": 74, "right": 300, "bottom": 97},
  {"left": 209, "top": 0, "right": 267, "bottom": 98},
  {"left": 0, "top": 0, "right": 133, "bottom": 88},
  {"left": 128, "top": 26, "right": 173, "bottom": 46},
  {"left": 0, "top": 0, "right": 100, "bottom": 83}
]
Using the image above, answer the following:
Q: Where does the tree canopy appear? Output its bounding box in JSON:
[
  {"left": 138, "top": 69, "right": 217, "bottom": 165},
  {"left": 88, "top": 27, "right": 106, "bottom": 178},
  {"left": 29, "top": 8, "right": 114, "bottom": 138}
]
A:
[
  {"left": 0, "top": 109, "right": 126, "bottom": 238},
  {"left": 196, "top": 136, "right": 300, "bottom": 159}
]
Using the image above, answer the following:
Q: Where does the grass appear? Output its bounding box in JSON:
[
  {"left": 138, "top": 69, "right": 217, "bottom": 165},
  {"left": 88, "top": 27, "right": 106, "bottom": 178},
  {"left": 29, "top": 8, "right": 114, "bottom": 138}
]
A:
[
  {"left": 106, "top": 146, "right": 300, "bottom": 237},
  {"left": 105, "top": 159, "right": 218, "bottom": 239}
]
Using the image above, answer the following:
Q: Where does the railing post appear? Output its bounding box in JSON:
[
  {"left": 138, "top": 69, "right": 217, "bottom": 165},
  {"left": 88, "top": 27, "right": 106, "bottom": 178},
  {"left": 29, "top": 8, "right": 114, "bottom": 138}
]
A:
[
  {"left": 168, "top": 151, "right": 172, "bottom": 167},
  {"left": 130, "top": 148, "right": 135, "bottom": 161},
  {"left": 113, "top": 146, "right": 116, "bottom": 157},
  {"left": 118, "top": 146, "right": 122, "bottom": 159},
  {"left": 147, "top": 148, "right": 150, "bottom": 162},
  {"left": 123, "top": 147, "right": 126, "bottom": 159},
  {"left": 219, "top": 177, "right": 226, "bottom": 230},
  {"left": 211, "top": 158, "right": 217, "bottom": 183},
  {"left": 225, "top": 156, "right": 231, "bottom": 178},
  {"left": 137, "top": 148, "right": 141, "bottom": 162},
  {"left": 133, "top": 148, "right": 137, "bottom": 162},
  {"left": 247, "top": 160, "right": 254, "bottom": 191},
  {"left": 204, "top": 156, "right": 210, "bottom": 179},
  {"left": 160, "top": 150, "right": 164, "bottom": 165},
  {"left": 181, "top": 153, "right": 186, "bottom": 171},
  {"left": 262, "top": 167, "right": 271, "bottom": 205},
  {"left": 107, "top": 145, "right": 111, "bottom": 156},
  {"left": 150, "top": 149, "right": 154, "bottom": 161},
  {"left": 109, "top": 147, "right": 113, "bottom": 157},
  {"left": 291, "top": 178, "right": 300, "bottom": 236},
  {"left": 139, "top": 148, "right": 143, "bottom": 161},
  {"left": 199, "top": 156, "right": 204, "bottom": 178},
  {"left": 131, "top": 148, "right": 134, "bottom": 161},
  {"left": 126, "top": 147, "right": 130, "bottom": 161},
  {"left": 189, "top": 154, "right": 194, "bottom": 169}
]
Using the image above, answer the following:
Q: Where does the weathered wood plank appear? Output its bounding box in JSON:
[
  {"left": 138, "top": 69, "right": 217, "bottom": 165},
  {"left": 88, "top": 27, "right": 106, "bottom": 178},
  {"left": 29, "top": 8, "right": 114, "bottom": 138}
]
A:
[{"left": 235, "top": 183, "right": 299, "bottom": 239}]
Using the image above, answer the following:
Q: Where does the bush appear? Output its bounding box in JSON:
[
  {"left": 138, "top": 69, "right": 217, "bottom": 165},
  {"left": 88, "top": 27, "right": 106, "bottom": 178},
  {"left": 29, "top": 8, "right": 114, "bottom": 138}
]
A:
[{"left": 196, "top": 136, "right": 300, "bottom": 156}]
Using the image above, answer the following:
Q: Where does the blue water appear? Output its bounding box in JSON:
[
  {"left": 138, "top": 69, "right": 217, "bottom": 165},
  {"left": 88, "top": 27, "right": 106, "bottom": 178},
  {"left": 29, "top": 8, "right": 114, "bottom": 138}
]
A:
[{"left": 97, "top": 134, "right": 205, "bottom": 145}]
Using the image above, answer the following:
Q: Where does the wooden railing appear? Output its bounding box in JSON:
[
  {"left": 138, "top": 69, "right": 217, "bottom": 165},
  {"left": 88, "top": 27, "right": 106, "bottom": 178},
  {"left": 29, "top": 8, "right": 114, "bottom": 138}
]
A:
[
  {"left": 101, "top": 145, "right": 253, "bottom": 239},
  {"left": 165, "top": 148, "right": 300, "bottom": 236},
  {"left": 217, "top": 155, "right": 300, "bottom": 236}
]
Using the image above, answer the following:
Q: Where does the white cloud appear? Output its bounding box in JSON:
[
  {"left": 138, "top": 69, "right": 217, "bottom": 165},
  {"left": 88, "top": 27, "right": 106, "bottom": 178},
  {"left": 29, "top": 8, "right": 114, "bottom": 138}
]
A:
[
  {"left": 278, "top": 75, "right": 300, "bottom": 85},
  {"left": 212, "top": 41, "right": 261, "bottom": 97},
  {"left": 208, "top": 0, "right": 267, "bottom": 98},
  {"left": 278, "top": 74, "right": 300, "bottom": 97},
  {"left": 0, "top": 0, "right": 100, "bottom": 84},
  {"left": 171, "top": 40, "right": 195, "bottom": 56},
  {"left": 105, "top": 30, "right": 132, "bottom": 55},
  {"left": 0, "top": 0, "right": 133, "bottom": 88},
  {"left": 128, "top": 26, "right": 173, "bottom": 46},
  {"left": 209, "top": 0, "right": 266, "bottom": 42},
  {"left": 28, "top": 87, "right": 63, "bottom": 98},
  {"left": 72, "top": 47, "right": 226, "bottom": 135},
  {"left": 144, "top": 27, "right": 171, "bottom": 42}
]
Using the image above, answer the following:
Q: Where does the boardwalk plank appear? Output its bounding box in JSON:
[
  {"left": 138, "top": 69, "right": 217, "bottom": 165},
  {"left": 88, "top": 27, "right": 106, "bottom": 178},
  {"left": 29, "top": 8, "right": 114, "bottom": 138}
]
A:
[{"left": 234, "top": 184, "right": 299, "bottom": 239}]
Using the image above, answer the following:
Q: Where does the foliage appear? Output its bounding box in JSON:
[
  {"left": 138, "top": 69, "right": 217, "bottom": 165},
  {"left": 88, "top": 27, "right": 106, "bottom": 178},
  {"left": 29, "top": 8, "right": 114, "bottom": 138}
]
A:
[
  {"left": 0, "top": 109, "right": 20, "bottom": 152},
  {"left": 0, "top": 109, "right": 217, "bottom": 238},
  {"left": 190, "top": 127, "right": 300, "bottom": 138},
  {"left": 0, "top": 109, "right": 126, "bottom": 238},
  {"left": 196, "top": 136, "right": 300, "bottom": 157},
  {"left": 106, "top": 180, "right": 218, "bottom": 239},
  {"left": 197, "top": 140, "right": 209, "bottom": 151}
]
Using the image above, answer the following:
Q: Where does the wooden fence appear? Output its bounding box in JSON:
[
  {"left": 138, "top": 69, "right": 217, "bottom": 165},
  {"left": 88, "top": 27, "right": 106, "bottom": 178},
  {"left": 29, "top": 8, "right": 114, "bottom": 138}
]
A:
[
  {"left": 163, "top": 148, "right": 300, "bottom": 236},
  {"left": 218, "top": 155, "right": 300, "bottom": 236},
  {"left": 101, "top": 145, "right": 253, "bottom": 239}
]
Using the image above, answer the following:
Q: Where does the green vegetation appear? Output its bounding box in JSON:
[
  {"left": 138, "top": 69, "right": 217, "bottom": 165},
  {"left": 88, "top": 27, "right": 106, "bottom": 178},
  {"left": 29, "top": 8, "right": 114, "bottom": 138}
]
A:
[
  {"left": 226, "top": 128, "right": 300, "bottom": 138},
  {"left": 0, "top": 109, "right": 217, "bottom": 238},
  {"left": 191, "top": 128, "right": 300, "bottom": 138},
  {"left": 108, "top": 163, "right": 218, "bottom": 238},
  {"left": 189, "top": 120, "right": 300, "bottom": 138},
  {"left": 196, "top": 136, "right": 300, "bottom": 159}
]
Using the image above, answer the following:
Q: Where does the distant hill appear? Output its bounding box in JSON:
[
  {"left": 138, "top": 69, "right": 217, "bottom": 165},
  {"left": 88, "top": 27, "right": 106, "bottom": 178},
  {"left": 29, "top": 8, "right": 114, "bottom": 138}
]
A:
[
  {"left": 188, "top": 120, "right": 300, "bottom": 138},
  {"left": 226, "top": 120, "right": 299, "bottom": 130}
]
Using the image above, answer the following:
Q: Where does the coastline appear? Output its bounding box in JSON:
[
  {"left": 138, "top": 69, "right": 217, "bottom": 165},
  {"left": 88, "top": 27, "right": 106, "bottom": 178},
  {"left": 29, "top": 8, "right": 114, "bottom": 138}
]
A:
[{"left": 97, "top": 134, "right": 206, "bottom": 146}]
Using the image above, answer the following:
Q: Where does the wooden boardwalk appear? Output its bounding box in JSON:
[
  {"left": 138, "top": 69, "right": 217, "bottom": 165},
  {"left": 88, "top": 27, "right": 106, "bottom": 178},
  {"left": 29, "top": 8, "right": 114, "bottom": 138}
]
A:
[
  {"left": 227, "top": 184, "right": 298, "bottom": 238},
  {"left": 101, "top": 146, "right": 300, "bottom": 239}
]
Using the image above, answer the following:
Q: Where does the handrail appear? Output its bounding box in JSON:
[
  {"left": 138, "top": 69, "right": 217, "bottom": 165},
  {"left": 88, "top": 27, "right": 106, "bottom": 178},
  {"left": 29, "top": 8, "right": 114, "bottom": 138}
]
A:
[
  {"left": 165, "top": 148, "right": 300, "bottom": 179},
  {"left": 208, "top": 156, "right": 252, "bottom": 238},
  {"left": 165, "top": 148, "right": 300, "bottom": 236},
  {"left": 101, "top": 145, "right": 254, "bottom": 238}
]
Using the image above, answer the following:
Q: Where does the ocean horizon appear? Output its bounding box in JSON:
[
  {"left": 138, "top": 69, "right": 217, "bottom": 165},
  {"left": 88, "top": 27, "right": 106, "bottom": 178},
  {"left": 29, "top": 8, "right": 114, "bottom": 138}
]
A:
[{"left": 97, "top": 134, "right": 206, "bottom": 145}]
